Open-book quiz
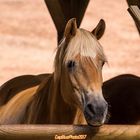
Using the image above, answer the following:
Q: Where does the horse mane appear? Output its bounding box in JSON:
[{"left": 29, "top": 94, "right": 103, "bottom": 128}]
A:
[
  {"left": 64, "top": 29, "right": 107, "bottom": 62},
  {"left": 54, "top": 29, "right": 107, "bottom": 80},
  {"left": 24, "top": 74, "right": 54, "bottom": 124}
]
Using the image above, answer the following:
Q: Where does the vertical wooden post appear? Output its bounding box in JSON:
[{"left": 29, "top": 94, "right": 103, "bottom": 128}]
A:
[
  {"left": 128, "top": 6, "right": 140, "bottom": 34},
  {"left": 44, "top": 0, "right": 89, "bottom": 44},
  {"left": 127, "top": 0, "right": 140, "bottom": 34},
  {"left": 127, "top": 0, "right": 140, "bottom": 8}
]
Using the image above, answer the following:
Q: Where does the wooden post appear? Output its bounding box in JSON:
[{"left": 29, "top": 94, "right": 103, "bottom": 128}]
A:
[
  {"left": 128, "top": 6, "right": 140, "bottom": 34},
  {"left": 44, "top": 0, "right": 89, "bottom": 43},
  {"left": 127, "top": 0, "right": 140, "bottom": 8},
  {"left": 127, "top": 0, "right": 140, "bottom": 34},
  {"left": 0, "top": 125, "right": 140, "bottom": 140}
]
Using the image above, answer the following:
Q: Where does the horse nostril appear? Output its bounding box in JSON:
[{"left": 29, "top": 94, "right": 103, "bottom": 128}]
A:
[
  {"left": 101, "top": 112, "right": 104, "bottom": 116},
  {"left": 87, "top": 104, "right": 95, "bottom": 114}
]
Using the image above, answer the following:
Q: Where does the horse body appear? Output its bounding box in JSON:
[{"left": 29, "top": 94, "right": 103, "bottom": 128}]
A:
[
  {"left": 103, "top": 74, "right": 140, "bottom": 124},
  {"left": 0, "top": 74, "right": 49, "bottom": 106},
  {"left": 0, "top": 86, "right": 39, "bottom": 124},
  {"left": 0, "top": 18, "right": 107, "bottom": 125},
  {"left": 1, "top": 73, "right": 140, "bottom": 124},
  {"left": 0, "top": 74, "right": 85, "bottom": 124}
]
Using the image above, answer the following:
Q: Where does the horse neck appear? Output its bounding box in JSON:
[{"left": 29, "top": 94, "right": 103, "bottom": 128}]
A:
[
  {"left": 48, "top": 72, "right": 89, "bottom": 124},
  {"left": 27, "top": 73, "right": 86, "bottom": 124},
  {"left": 48, "top": 75, "right": 86, "bottom": 124},
  {"left": 27, "top": 74, "right": 76, "bottom": 124},
  {"left": 47, "top": 75, "right": 77, "bottom": 124}
]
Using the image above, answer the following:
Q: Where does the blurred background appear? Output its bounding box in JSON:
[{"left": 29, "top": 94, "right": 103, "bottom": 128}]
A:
[{"left": 0, "top": 0, "right": 139, "bottom": 85}]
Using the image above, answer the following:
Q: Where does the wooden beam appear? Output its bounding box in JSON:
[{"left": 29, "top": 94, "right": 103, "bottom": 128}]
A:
[
  {"left": 0, "top": 125, "right": 140, "bottom": 140},
  {"left": 128, "top": 6, "right": 140, "bottom": 25},
  {"left": 58, "top": 0, "right": 89, "bottom": 28},
  {"left": 44, "top": 0, "right": 89, "bottom": 43},
  {"left": 126, "top": 0, "right": 140, "bottom": 8},
  {"left": 128, "top": 6, "right": 140, "bottom": 34},
  {"left": 126, "top": 0, "right": 140, "bottom": 34},
  {"left": 44, "top": 0, "right": 66, "bottom": 42}
]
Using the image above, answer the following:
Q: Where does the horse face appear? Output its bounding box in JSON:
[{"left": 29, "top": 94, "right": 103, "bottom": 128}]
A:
[
  {"left": 66, "top": 56, "right": 107, "bottom": 126},
  {"left": 61, "top": 18, "right": 108, "bottom": 126}
]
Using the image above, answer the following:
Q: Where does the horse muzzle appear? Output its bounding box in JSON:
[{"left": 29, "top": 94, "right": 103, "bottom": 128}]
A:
[{"left": 83, "top": 94, "right": 108, "bottom": 126}]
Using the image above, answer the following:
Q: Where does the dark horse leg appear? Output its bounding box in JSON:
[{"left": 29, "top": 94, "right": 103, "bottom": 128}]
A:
[
  {"left": 0, "top": 73, "right": 49, "bottom": 106},
  {"left": 103, "top": 74, "right": 140, "bottom": 124}
]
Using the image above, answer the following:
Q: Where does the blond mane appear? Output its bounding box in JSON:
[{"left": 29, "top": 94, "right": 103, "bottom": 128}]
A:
[{"left": 54, "top": 28, "right": 107, "bottom": 80}]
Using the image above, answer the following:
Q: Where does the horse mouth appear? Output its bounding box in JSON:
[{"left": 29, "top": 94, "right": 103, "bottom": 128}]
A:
[
  {"left": 84, "top": 109, "right": 107, "bottom": 127},
  {"left": 87, "top": 121, "right": 103, "bottom": 127}
]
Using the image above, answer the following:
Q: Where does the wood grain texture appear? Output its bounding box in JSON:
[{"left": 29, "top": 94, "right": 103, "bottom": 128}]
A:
[
  {"left": 44, "top": 0, "right": 89, "bottom": 42},
  {"left": 44, "top": 0, "right": 66, "bottom": 42},
  {"left": 0, "top": 125, "right": 140, "bottom": 140},
  {"left": 128, "top": 6, "right": 140, "bottom": 24},
  {"left": 126, "top": 0, "right": 140, "bottom": 8},
  {"left": 128, "top": 6, "right": 140, "bottom": 34}
]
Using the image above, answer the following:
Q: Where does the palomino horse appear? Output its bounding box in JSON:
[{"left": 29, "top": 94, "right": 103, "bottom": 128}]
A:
[
  {"left": 0, "top": 18, "right": 108, "bottom": 125},
  {"left": 1, "top": 73, "right": 140, "bottom": 124}
]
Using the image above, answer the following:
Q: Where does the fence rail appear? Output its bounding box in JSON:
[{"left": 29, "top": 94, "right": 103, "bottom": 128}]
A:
[{"left": 0, "top": 125, "right": 140, "bottom": 140}]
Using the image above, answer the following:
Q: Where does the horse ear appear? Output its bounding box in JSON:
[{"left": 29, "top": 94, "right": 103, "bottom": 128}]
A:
[
  {"left": 92, "top": 19, "right": 106, "bottom": 40},
  {"left": 64, "top": 18, "right": 77, "bottom": 38}
]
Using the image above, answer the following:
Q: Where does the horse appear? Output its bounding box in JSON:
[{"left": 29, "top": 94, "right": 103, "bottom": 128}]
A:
[
  {"left": 103, "top": 74, "right": 140, "bottom": 124},
  {"left": 0, "top": 74, "right": 49, "bottom": 106},
  {"left": 1, "top": 73, "right": 140, "bottom": 124},
  {"left": 0, "top": 18, "right": 108, "bottom": 126}
]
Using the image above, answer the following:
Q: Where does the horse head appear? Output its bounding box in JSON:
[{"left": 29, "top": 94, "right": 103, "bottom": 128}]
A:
[{"left": 54, "top": 18, "right": 108, "bottom": 126}]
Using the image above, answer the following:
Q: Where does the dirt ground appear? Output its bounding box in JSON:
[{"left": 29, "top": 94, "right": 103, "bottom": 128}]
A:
[{"left": 0, "top": 0, "right": 140, "bottom": 85}]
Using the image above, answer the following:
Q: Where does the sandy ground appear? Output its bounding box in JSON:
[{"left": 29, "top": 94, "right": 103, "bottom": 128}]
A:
[{"left": 0, "top": 0, "right": 140, "bottom": 85}]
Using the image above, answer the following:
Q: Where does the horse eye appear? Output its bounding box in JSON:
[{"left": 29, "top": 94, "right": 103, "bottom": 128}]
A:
[
  {"left": 67, "top": 60, "right": 76, "bottom": 70},
  {"left": 102, "top": 61, "right": 105, "bottom": 66}
]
